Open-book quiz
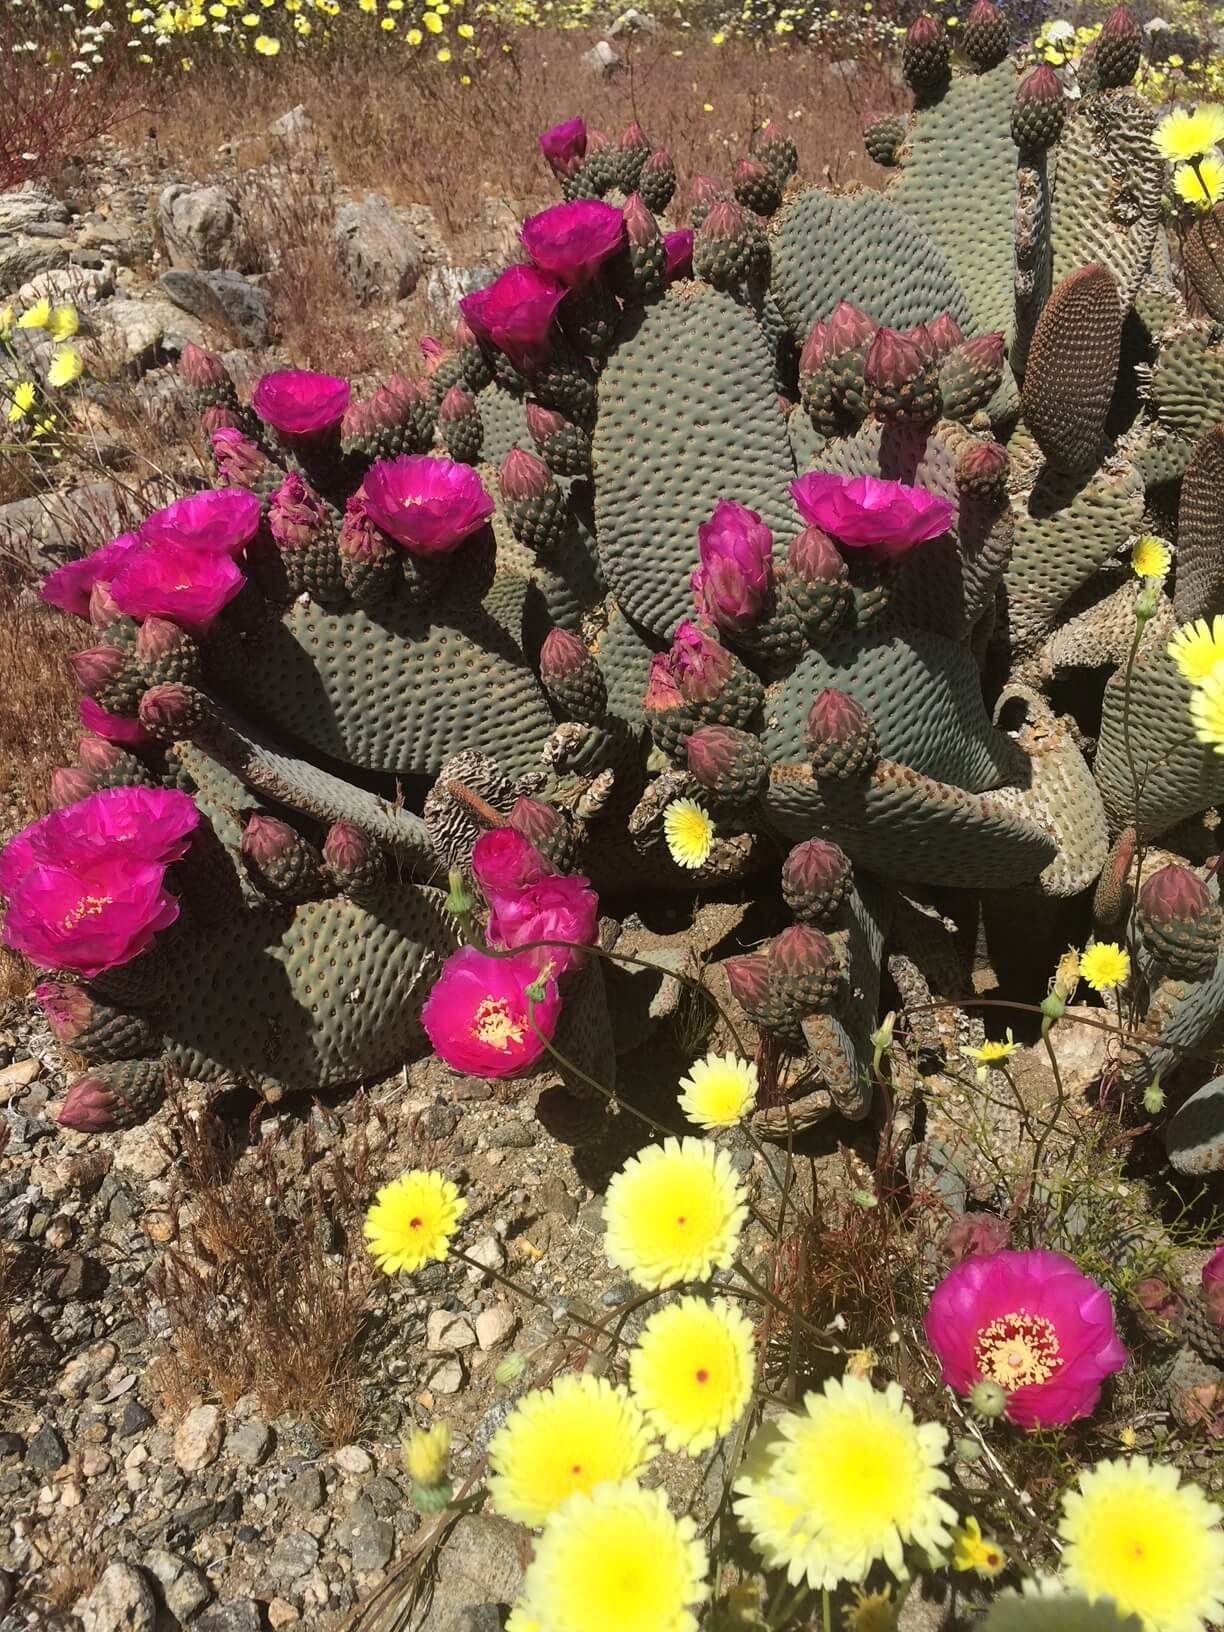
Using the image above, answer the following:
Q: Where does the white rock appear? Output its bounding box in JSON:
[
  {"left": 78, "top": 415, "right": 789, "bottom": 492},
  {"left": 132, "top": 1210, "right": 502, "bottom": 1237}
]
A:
[
  {"left": 475, "top": 1304, "right": 517, "bottom": 1351},
  {"left": 173, "top": 1403, "right": 224, "bottom": 1473},
  {"left": 77, "top": 1562, "right": 156, "bottom": 1632},
  {"left": 333, "top": 1443, "right": 374, "bottom": 1477},
  {"left": 426, "top": 1310, "right": 477, "bottom": 1352}
]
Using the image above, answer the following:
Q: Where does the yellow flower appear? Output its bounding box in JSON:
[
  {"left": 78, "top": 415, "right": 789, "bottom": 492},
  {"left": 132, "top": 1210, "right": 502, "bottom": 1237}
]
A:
[
  {"left": 1167, "top": 616, "right": 1224, "bottom": 683},
  {"left": 487, "top": 1374, "right": 657, "bottom": 1528},
  {"left": 456, "top": 20, "right": 473, "bottom": 35},
  {"left": 359, "top": 0, "right": 376, "bottom": 11},
  {"left": 406, "top": 25, "right": 422, "bottom": 40},
  {"left": 677, "top": 1051, "right": 757, "bottom": 1129},
  {"left": 47, "top": 304, "right": 79, "bottom": 342},
  {"left": 1188, "top": 668, "right": 1224, "bottom": 753},
  {"left": 711, "top": 28, "right": 725, "bottom": 41},
  {"left": 1153, "top": 103, "right": 1224, "bottom": 162},
  {"left": 380, "top": 16, "right": 394, "bottom": 27},
  {"left": 362, "top": 1169, "right": 465, "bottom": 1273},
  {"left": 734, "top": 1376, "right": 955, "bottom": 1589},
  {"left": 1059, "top": 1456, "right": 1224, "bottom": 1632},
  {"left": 46, "top": 348, "right": 84, "bottom": 388},
  {"left": 436, "top": 44, "right": 450, "bottom": 57},
  {"left": 518, "top": 1481, "right": 709, "bottom": 1632},
  {"left": 603, "top": 1136, "right": 746, "bottom": 1290},
  {"left": 423, "top": 8, "right": 442, "bottom": 27},
  {"left": 1080, "top": 941, "right": 1131, "bottom": 993},
  {"left": 663, "top": 799, "right": 713, "bottom": 869},
  {"left": 960, "top": 1030, "right": 1018, "bottom": 1082},
  {"left": 1174, "top": 154, "right": 1224, "bottom": 207},
  {"left": 17, "top": 297, "right": 51, "bottom": 331},
  {"left": 403, "top": 1421, "right": 450, "bottom": 1487},
  {"left": 254, "top": 31, "right": 279, "bottom": 48},
  {"left": 0, "top": 306, "right": 12, "bottom": 340},
  {"left": 703, "top": 102, "right": 715, "bottom": 113},
  {"left": 844, "top": 1587, "right": 898, "bottom": 1632},
  {"left": 1131, "top": 536, "right": 1171, "bottom": 581},
  {"left": 241, "top": 10, "right": 258, "bottom": 21},
  {"left": 952, "top": 1515, "right": 1007, "bottom": 1578},
  {"left": 629, "top": 1297, "right": 755, "bottom": 1454},
  {"left": 7, "top": 381, "right": 36, "bottom": 422}
]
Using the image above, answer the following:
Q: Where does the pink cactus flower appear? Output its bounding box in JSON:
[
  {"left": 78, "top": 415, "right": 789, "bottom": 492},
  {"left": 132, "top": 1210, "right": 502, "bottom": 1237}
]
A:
[
  {"left": 486, "top": 873, "right": 599, "bottom": 978},
  {"left": 140, "top": 489, "right": 263, "bottom": 557},
  {"left": 211, "top": 427, "right": 269, "bottom": 487},
  {"left": 692, "top": 499, "right": 774, "bottom": 633},
  {"left": 521, "top": 200, "right": 624, "bottom": 287},
  {"left": 644, "top": 651, "right": 685, "bottom": 713},
  {"left": 459, "top": 266, "right": 567, "bottom": 374},
  {"left": 35, "top": 981, "right": 94, "bottom": 1043},
  {"left": 34, "top": 786, "right": 199, "bottom": 870},
  {"left": 924, "top": 1249, "right": 1127, "bottom": 1429},
  {"left": 78, "top": 699, "right": 153, "bottom": 749},
  {"left": 669, "top": 620, "right": 733, "bottom": 704},
  {"left": 110, "top": 537, "right": 245, "bottom": 631},
  {"left": 42, "top": 532, "right": 143, "bottom": 620},
  {"left": 790, "top": 471, "right": 955, "bottom": 560},
  {"left": 251, "top": 369, "right": 351, "bottom": 438},
  {"left": 3, "top": 855, "right": 180, "bottom": 976},
  {"left": 362, "top": 454, "right": 494, "bottom": 556},
  {"left": 539, "top": 116, "right": 587, "bottom": 176},
  {"left": 1205, "top": 1244, "right": 1224, "bottom": 1291},
  {"left": 471, "top": 829, "right": 553, "bottom": 898},
  {"left": 421, "top": 946, "right": 561, "bottom": 1079},
  {"left": 664, "top": 229, "right": 694, "bottom": 281}
]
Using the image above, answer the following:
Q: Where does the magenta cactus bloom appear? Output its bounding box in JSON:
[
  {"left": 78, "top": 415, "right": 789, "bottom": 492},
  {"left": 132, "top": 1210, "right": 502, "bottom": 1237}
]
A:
[
  {"left": 486, "top": 873, "right": 599, "bottom": 978},
  {"left": 3, "top": 856, "right": 181, "bottom": 976},
  {"left": 110, "top": 537, "right": 245, "bottom": 631},
  {"left": 791, "top": 472, "right": 955, "bottom": 560},
  {"left": 924, "top": 1249, "right": 1128, "bottom": 1429},
  {"left": 78, "top": 698, "right": 153, "bottom": 748},
  {"left": 1205, "top": 1244, "right": 1224, "bottom": 1290},
  {"left": 664, "top": 229, "right": 694, "bottom": 281},
  {"left": 471, "top": 828, "right": 553, "bottom": 898},
  {"left": 251, "top": 369, "right": 351, "bottom": 438},
  {"left": 692, "top": 499, "right": 774, "bottom": 632},
  {"left": 421, "top": 946, "right": 561, "bottom": 1079},
  {"left": 0, "top": 787, "right": 198, "bottom": 899},
  {"left": 459, "top": 265, "right": 567, "bottom": 373},
  {"left": 362, "top": 455, "right": 494, "bottom": 556},
  {"left": 644, "top": 651, "right": 685, "bottom": 713},
  {"left": 140, "top": 489, "right": 263, "bottom": 557},
  {"left": 211, "top": 427, "right": 269, "bottom": 487},
  {"left": 42, "top": 532, "right": 143, "bottom": 620},
  {"left": 521, "top": 200, "right": 624, "bottom": 287},
  {"left": 539, "top": 115, "right": 587, "bottom": 176}
]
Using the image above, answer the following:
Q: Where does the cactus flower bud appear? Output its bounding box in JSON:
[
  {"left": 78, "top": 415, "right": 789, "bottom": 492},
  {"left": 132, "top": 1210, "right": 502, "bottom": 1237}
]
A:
[
  {"left": 211, "top": 425, "right": 268, "bottom": 487},
  {"left": 781, "top": 837, "right": 853, "bottom": 922},
  {"left": 51, "top": 767, "right": 97, "bottom": 805},
  {"left": 70, "top": 646, "right": 126, "bottom": 695},
  {"left": 540, "top": 627, "right": 591, "bottom": 683},
  {"left": 241, "top": 813, "right": 298, "bottom": 864},
  {"left": 800, "top": 318, "right": 830, "bottom": 377},
  {"left": 322, "top": 820, "right": 371, "bottom": 875},
  {"left": 724, "top": 952, "right": 771, "bottom": 1015},
  {"left": 685, "top": 724, "right": 768, "bottom": 803},
  {"left": 644, "top": 651, "right": 685, "bottom": 712},
  {"left": 826, "top": 300, "right": 879, "bottom": 353},
  {"left": 669, "top": 621, "right": 734, "bottom": 705},
  {"left": 1096, "top": 5, "right": 1142, "bottom": 87},
  {"left": 688, "top": 174, "right": 723, "bottom": 212},
  {"left": 693, "top": 499, "right": 774, "bottom": 632},
  {"left": 865, "top": 325, "right": 926, "bottom": 390},
  {"left": 942, "top": 1212, "right": 1011, "bottom": 1262},
  {"left": 499, "top": 447, "right": 553, "bottom": 501},
  {"left": 663, "top": 229, "right": 693, "bottom": 281},
  {"left": 57, "top": 1074, "right": 121, "bottom": 1132},
  {"left": 770, "top": 923, "right": 836, "bottom": 981},
  {"left": 956, "top": 438, "right": 1010, "bottom": 494},
  {"left": 180, "top": 341, "right": 230, "bottom": 394},
  {"left": 788, "top": 526, "right": 846, "bottom": 584},
  {"left": 1011, "top": 65, "right": 1066, "bottom": 150},
  {"left": 1138, "top": 863, "right": 1222, "bottom": 978},
  {"left": 620, "top": 119, "right": 648, "bottom": 153},
  {"left": 200, "top": 405, "right": 238, "bottom": 436},
  {"left": 135, "top": 616, "right": 188, "bottom": 665},
  {"left": 969, "top": 1379, "right": 1008, "bottom": 1419},
  {"left": 1140, "top": 864, "right": 1214, "bottom": 923},
  {"left": 525, "top": 404, "right": 567, "bottom": 443},
  {"left": 622, "top": 191, "right": 659, "bottom": 248},
  {"left": 927, "top": 313, "right": 965, "bottom": 356},
  {"left": 962, "top": 0, "right": 1010, "bottom": 68},
  {"left": 1134, "top": 1276, "right": 1183, "bottom": 1328},
  {"left": 439, "top": 384, "right": 477, "bottom": 424},
  {"left": 807, "top": 689, "right": 870, "bottom": 750},
  {"left": 701, "top": 199, "right": 746, "bottom": 240},
  {"left": 903, "top": 13, "right": 950, "bottom": 89},
  {"left": 138, "top": 682, "right": 201, "bottom": 740},
  {"left": 269, "top": 472, "right": 326, "bottom": 551},
  {"left": 77, "top": 733, "right": 127, "bottom": 774},
  {"left": 36, "top": 981, "right": 95, "bottom": 1044},
  {"left": 88, "top": 580, "right": 123, "bottom": 630},
  {"left": 639, "top": 149, "right": 677, "bottom": 212}
]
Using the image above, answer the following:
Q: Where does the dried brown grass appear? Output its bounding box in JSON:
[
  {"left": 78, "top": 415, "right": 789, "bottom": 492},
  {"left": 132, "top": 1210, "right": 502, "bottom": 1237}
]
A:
[{"left": 148, "top": 1094, "right": 381, "bottom": 1445}]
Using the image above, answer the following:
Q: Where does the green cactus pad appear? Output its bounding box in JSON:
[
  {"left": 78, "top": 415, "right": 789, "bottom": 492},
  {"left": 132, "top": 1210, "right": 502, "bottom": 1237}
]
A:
[
  {"left": 769, "top": 187, "right": 973, "bottom": 345},
  {"left": 593, "top": 284, "right": 796, "bottom": 637},
  {"left": 477, "top": 382, "right": 533, "bottom": 467},
  {"left": 765, "top": 759, "right": 1056, "bottom": 887},
  {"left": 208, "top": 554, "right": 556, "bottom": 783},
  {"left": 762, "top": 625, "right": 1014, "bottom": 791},
  {"left": 1050, "top": 89, "right": 1164, "bottom": 306},
  {"left": 1095, "top": 637, "right": 1224, "bottom": 837},
  {"left": 1148, "top": 322, "right": 1224, "bottom": 442},
  {"left": 490, "top": 483, "right": 605, "bottom": 638},
  {"left": 591, "top": 604, "right": 659, "bottom": 730},
  {"left": 1174, "top": 424, "right": 1224, "bottom": 625},
  {"left": 889, "top": 61, "right": 1018, "bottom": 340},
  {"left": 1166, "top": 1074, "right": 1224, "bottom": 1175}
]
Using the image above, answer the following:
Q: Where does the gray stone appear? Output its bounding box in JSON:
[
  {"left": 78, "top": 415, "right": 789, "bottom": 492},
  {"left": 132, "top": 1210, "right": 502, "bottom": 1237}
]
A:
[
  {"left": 0, "top": 238, "right": 68, "bottom": 292},
  {"left": 197, "top": 1603, "right": 262, "bottom": 1632},
  {"left": 582, "top": 39, "right": 624, "bottom": 76},
  {"left": 18, "top": 264, "right": 113, "bottom": 308},
  {"left": 406, "top": 1515, "right": 528, "bottom": 1632},
  {"left": 57, "top": 1339, "right": 117, "bottom": 1398},
  {"left": 227, "top": 1419, "right": 273, "bottom": 1466},
  {"left": 144, "top": 1550, "right": 212, "bottom": 1621},
  {"left": 26, "top": 1422, "right": 66, "bottom": 1473},
  {"left": 158, "top": 269, "right": 272, "bottom": 347},
  {"left": 423, "top": 264, "right": 493, "bottom": 320},
  {"left": 338, "top": 1498, "right": 395, "bottom": 1575},
  {"left": 475, "top": 1304, "right": 517, "bottom": 1351},
  {"left": 77, "top": 1562, "right": 157, "bottom": 1632},
  {"left": 92, "top": 295, "right": 209, "bottom": 370},
  {"left": 427, "top": 1310, "right": 476, "bottom": 1352},
  {"left": 269, "top": 1530, "right": 319, "bottom": 1581},
  {"left": 609, "top": 5, "right": 657, "bottom": 31},
  {"left": 335, "top": 193, "right": 425, "bottom": 301},
  {"left": 486, "top": 1121, "right": 536, "bottom": 1150},
  {"left": 174, "top": 1404, "right": 224, "bottom": 1474},
  {"left": 268, "top": 104, "right": 313, "bottom": 142},
  {"left": 286, "top": 1466, "right": 326, "bottom": 1512},
  {"left": 333, "top": 1443, "right": 373, "bottom": 1477},
  {"left": 158, "top": 184, "right": 244, "bottom": 272},
  {"left": 456, "top": 1608, "right": 503, "bottom": 1632},
  {"left": 118, "top": 1399, "right": 154, "bottom": 1438},
  {"left": 0, "top": 186, "right": 70, "bottom": 234}
]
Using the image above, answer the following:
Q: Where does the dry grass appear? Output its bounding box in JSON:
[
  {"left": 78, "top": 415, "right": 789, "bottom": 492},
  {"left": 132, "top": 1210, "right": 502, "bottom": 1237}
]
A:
[
  {"left": 148, "top": 1092, "right": 382, "bottom": 1445},
  {"left": 139, "top": 28, "right": 900, "bottom": 234}
]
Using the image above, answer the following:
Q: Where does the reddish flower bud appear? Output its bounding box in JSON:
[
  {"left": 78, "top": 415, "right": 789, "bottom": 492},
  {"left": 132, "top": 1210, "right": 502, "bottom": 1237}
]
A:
[
  {"left": 724, "top": 952, "right": 771, "bottom": 1013},
  {"left": 499, "top": 447, "right": 553, "bottom": 502},
  {"left": 781, "top": 838, "right": 852, "bottom": 918},
  {"left": 211, "top": 426, "right": 268, "bottom": 487},
  {"left": 36, "top": 981, "right": 95, "bottom": 1044},
  {"left": 70, "top": 646, "right": 126, "bottom": 695},
  {"left": 788, "top": 527, "right": 846, "bottom": 584},
  {"left": 241, "top": 813, "right": 298, "bottom": 865},
  {"left": 807, "top": 688, "right": 870, "bottom": 748},
  {"left": 338, "top": 492, "right": 385, "bottom": 562},
  {"left": 525, "top": 404, "right": 567, "bottom": 443},
  {"left": 269, "top": 472, "right": 326, "bottom": 551},
  {"left": 956, "top": 439, "right": 1010, "bottom": 492},
  {"left": 180, "top": 341, "right": 230, "bottom": 394},
  {"left": 644, "top": 652, "right": 685, "bottom": 712},
  {"left": 623, "top": 191, "right": 660, "bottom": 248},
  {"left": 689, "top": 175, "right": 722, "bottom": 209},
  {"left": 693, "top": 499, "right": 773, "bottom": 632},
  {"left": 540, "top": 627, "right": 591, "bottom": 683},
  {"left": 927, "top": 313, "right": 965, "bottom": 356},
  {"left": 942, "top": 1212, "right": 1011, "bottom": 1262},
  {"left": 51, "top": 767, "right": 97, "bottom": 805},
  {"left": 138, "top": 682, "right": 200, "bottom": 740},
  {"left": 77, "top": 733, "right": 127, "bottom": 774},
  {"left": 905, "top": 322, "right": 940, "bottom": 364},
  {"left": 701, "top": 199, "right": 747, "bottom": 242},
  {"left": 865, "top": 325, "right": 925, "bottom": 391},
  {"left": 825, "top": 299, "right": 879, "bottom": 354},
  {"left": 439, "top": 384, "right": 477, "bottom": 424},
  {"left": 509, "top": 795, "right": 567, "bottom": 847},
  {"left": 620, "top": 119, "right": 648, "bottom": 152},
  {"left": 769, "top": 923, "right": 837, "bottom": 980},
  {"left": 201, "top": 406, "right": 239, "bottom": 436},
  {"left": 800, "top": 318, "right": 830, "bottom": 377},
  {"left": 58, "top": 1074, "right": 121, "bottom": 1132},
  {"left": 135, "top": 616, "right": 189, "bottom": 665},
  {"left": 669, "top": 621, "right": 734, "bottom": 705},
  {"left": 1134, "top": 1276, "right": 1184, "bottom": 1326},
  {"left": 322, "top": 820, "right": 371, "bottom": 875},
  {"left": 88, "top": 581, "right": 122, "bottom": 630},
  {"left": 1012, "top": 65, "right": 1066, "bottom": 149},
  {"left": 1140, "top": 864, "right": 1215, "bottom": 923}
]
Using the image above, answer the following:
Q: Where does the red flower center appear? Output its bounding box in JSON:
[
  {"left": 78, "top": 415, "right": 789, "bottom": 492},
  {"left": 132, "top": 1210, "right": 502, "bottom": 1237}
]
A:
[
  {"left": 975, "top": 1311, "right": 1061, "bottom": 1388},
  {"left": 695, "top": 1369, "right": 709, "bottom": 1385}
]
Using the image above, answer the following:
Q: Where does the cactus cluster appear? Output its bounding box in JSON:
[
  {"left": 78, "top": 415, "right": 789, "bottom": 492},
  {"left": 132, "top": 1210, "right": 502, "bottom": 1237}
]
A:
[{"left": 6, "top": 4, "right": 1224, "bottom": 1173}]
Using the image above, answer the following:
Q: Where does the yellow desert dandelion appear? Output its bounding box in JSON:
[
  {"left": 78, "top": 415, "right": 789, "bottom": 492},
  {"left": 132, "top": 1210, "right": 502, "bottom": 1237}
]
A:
[
  {"left": 363, "top": 1169, "right": 464, "bottom": 1274},
  {"left": 628, "top": 1296, "right": 756, "bottom": 1454},
  {"left": 1080, "top": 942, "right": 1131, "bottom": 993},
  {"left": 603, "top": 1136, "right": 747, "bottom": 1289},
  {"left": 677, "top": 1051, "right": 757, "bottom": 1129},
  {"left": 663, "top": 798, "right": 714, "bottom": 869}
]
